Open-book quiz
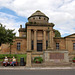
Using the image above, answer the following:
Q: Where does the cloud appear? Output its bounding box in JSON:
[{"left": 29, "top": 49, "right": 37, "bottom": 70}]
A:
[
  {"left": 0, "top": 0, "right": 75, "bottom": 36},
  {"left": 0, "top": 12, "right": 25, "bottom": 36}
]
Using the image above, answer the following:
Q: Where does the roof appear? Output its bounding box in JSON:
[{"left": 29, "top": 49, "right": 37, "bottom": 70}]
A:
[
  {"left": 64, "top": 33, "right": 75, "bottom": 38},
  {"left": 28, "top": 10, "right": 49, "bottom": 19},
  {"left": 54, "top": 37, "right": 64, "bottom": 39}
]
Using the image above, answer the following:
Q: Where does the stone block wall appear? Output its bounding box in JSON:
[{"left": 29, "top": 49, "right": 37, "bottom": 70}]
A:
[
  {"left": 54, "top": 38, "right": 66, "bottom": 50},
  {"left": 0, "top": 37, "right": 27, "bottom": 54}
]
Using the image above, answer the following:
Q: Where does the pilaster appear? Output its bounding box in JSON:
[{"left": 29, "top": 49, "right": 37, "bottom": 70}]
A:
[
  {"left": 27, "top": 29, "right": 31, "bottom": 51},
  {"left": 43, "top": 30, "right": 46, "bottom": 50}
]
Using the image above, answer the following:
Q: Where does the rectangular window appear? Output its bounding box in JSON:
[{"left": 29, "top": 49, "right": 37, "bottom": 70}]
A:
[
  {"left": 46, "top": 41, "right": 48, "bottom": 49},
  {"left": 31, "top": 40, "right": 34, "bottom": 50},
  {"left": 17, "top": 43, "right": 21, "bottom": 50},
  {"left": 56, "top": 43, "right": 59, "bottom": 49},
  {"left": 73, "top": 43, "right": 75, "bottom": 50}
]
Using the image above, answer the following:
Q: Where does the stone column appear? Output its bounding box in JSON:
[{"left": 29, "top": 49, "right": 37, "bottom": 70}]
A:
[
  {"left": 26, "top": 50, "right": 32, "bottom": 67},
  {"left": 49, "top": 30, "right": 53, "bottom": 49},
  {"left": 48, "top": 30, "right": 50, "bottom": 48},
  {"left": 49, "top": 31, "right": 51, "bottom": 48},
  {"left": 34, "top": 30, "right": 37, "bottom": 51},
  {"left": 43, "top": 30, "right": 46, "bottom": 50},
  {"left": 27, "top": 29, "right": 31, "bottom": 51}
]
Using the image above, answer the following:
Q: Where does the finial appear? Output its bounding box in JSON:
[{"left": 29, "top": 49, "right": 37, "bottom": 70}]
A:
[{"left": 20, "top": 25, "right": 22, "bottom": 28}]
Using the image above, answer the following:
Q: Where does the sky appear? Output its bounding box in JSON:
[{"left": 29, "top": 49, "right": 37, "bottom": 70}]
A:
[{"left": 0, "top": 0, "right": 75, "bottom": 37}]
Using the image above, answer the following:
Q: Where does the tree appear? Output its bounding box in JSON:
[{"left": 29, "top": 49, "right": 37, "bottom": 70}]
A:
[
  {"left": 6, "top": 29, "right": 16, "bottom": 54},
  {"left": 55, "top": 30, "right": 61, "bottom": 37},
  {"left": 0, "top": 23, "right": 16, "bottom": 54},
  {"left": 0, "top": 23, "right": 7, "bottom": 44}
]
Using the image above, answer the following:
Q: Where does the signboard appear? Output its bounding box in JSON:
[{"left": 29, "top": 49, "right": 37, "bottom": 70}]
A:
[{"left": 50, "top": 53, "right": 64, "bottom": 59}]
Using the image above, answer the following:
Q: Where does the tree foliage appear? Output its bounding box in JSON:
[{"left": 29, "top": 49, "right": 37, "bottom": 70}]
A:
[
  {"left": 0, "top": 23, "right": 16, "bottom": 54},
  {"left": 55, "top": 30, "right": 61, "bottom": 37},
  {"left": 0, "top": 23, "right": 16, "bottom": 44},
  {"left": 0, "top": 23, "right": 7, "bottom": 44}
]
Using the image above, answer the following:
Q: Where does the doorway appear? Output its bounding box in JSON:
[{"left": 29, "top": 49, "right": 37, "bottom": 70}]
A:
[{"left": 37, "top": 43, "right": 42, "bottom": 51}]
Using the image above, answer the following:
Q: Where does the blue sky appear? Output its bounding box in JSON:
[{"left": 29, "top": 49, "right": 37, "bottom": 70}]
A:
[{"left": 0, "top": 0, "right": 75, "bottom": 37}]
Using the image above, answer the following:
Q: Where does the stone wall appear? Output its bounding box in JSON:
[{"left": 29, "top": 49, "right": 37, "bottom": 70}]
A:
[
  {"left": 0, "top": 37, "right": 27, "bottom": 54},
  {"left": 54, "top": 38, "right": 66, "bottom": 50},
  {"left": 44, "top": 50, "right": 69, "bottom": 63},
  {"left": 28, "top": 16, "right": 48, "bottom": 24}
]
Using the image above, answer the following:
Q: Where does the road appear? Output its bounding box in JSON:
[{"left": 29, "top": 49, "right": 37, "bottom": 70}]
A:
[{"left": 0, "top": 69, "right": 75, "bottom": 75}]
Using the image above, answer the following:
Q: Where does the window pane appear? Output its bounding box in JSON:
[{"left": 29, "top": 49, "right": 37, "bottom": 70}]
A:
[
  {"left": 73, "top": 43, "right": 75, "bottom": 46},
  {"left": 17, "top": 43, "right": 21, "bottom": 50},
  {"left": 56, "top": 43, "right": 59, "bottom": 49},
  {"left": 73, "top": 43, "right": 75, "bottom": 50},
  {"left": 46, "top": 41, "right": 48, "bottom": 49},
  {"left": 31, "top": 40, "right": 33, "bottom": 50}
]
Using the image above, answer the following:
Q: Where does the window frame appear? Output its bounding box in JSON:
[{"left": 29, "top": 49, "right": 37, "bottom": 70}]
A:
[
  {"left": 56, "top": 43, "right": 59, "bottom": 49},
  {"left": 17, "top": 42, "right": 21, "bottom": 50},
  {"left": 31, "top": 40, "right": 34, "bottom": 50},
  {"left": 73, "top": 43, "right": 75, "bottom": 50}
]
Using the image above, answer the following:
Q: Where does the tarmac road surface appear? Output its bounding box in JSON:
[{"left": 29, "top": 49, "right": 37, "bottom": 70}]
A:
[{"left": 0, "top": 69, "right": 75, "bottom": 75}]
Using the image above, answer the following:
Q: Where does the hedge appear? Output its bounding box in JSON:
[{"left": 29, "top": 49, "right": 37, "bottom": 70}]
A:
[{"left": 0, "top": 54, "right": 27, "bottom": 62}]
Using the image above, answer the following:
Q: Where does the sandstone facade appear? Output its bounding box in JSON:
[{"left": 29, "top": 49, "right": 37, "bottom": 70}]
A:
[{"left": 0, "top": 10, "right": 75, "bottom": 62}]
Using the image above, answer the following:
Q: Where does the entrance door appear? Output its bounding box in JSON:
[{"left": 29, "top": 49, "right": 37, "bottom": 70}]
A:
[{"left": 37, "top": 43, "right": 42, "bottom": 51}]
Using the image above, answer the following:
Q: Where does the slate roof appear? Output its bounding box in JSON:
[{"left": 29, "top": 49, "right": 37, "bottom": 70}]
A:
[{"left": 28, "top": 10, "right": 49, "bottom": 19}]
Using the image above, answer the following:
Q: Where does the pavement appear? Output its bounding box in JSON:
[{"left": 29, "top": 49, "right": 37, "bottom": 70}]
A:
[{"left": 0, "top": 66, "right": 75, "bottom": 70}]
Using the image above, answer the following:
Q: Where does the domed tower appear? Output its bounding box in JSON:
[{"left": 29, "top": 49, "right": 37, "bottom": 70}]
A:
[
  {"left": 28, "top": 10, "right": 49, "bottom": 24},
  {"left": 26, "top": 10, "right": 55, "bottom": 52}
]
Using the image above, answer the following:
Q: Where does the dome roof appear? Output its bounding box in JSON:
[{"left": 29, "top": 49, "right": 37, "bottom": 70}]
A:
[{"left": 28, "top": 10, "right": 49, "bottom": 19}]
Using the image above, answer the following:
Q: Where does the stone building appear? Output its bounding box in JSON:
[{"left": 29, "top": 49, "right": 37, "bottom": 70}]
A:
[{"left": 0, "top": 10, "right": 75, "bottom": 63}]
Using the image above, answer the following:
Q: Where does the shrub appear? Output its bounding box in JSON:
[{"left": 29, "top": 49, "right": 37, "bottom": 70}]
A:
[
  {"left": 16, "top": 54, "right": 27, "bottom": 62},
  {"left": 0, "top": 54, "right": 17, "bottom": 59},
  {"left": 34, "top": 57, "right": 43, "bottom": 63},
  {"left": 73, "top": 57, "right": 75, "bottom": 60},
  {"left": 0, "top": 54, "right": 27, "bottom": 62}
]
